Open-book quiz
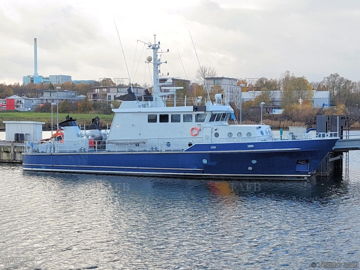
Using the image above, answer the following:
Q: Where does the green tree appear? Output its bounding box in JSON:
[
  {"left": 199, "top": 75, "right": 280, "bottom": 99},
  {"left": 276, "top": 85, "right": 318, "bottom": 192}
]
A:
[
  {"left": 255, "top": 77, "right": 279, "bottom": 91},
  {"left": 35, "top": 103, "right": 51, "bottom": 112},
  {"left": 92, "top": 102, "right": 112, "bottom": 114},
  {"left": 58, "top": 100, "right": 76, "bottom": 113},
  {"left": 281, "top": 71, "right": 313, "bottom": 107},
  {"left": 0, "top": 84, "right": 14, "bottom": 98},
  {"left": 320, "top": 73, "right": 354, "bottom": 105},
  {"left": 100, "top": 78, "right": 116, "bottom": 87},
  {"left": 77, "top": 99, "right": 93, "bottom": 113}
]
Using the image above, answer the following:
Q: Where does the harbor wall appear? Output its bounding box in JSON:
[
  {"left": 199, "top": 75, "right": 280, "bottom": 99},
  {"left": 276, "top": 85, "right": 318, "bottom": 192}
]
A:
[{"left": 0, "top": 142, "right": 24, "bottom": 163}]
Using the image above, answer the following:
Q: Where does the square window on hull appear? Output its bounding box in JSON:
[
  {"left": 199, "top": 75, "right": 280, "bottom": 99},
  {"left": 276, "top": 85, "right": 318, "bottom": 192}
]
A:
[
  {"left": 160, "top": 114, "right": 169, "bottom": 123},
  {"left": 148, "top": 114, "right": 157, "bottom": 123},
  {"left": 171, "top": 114, "right": 181, "bottom": 123},
  {"left": 183, "top": 114, "right": 193, "bottom": 122}
]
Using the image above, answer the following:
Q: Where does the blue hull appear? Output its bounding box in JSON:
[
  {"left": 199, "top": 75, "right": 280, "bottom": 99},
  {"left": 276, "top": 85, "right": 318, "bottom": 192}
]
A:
[{"left": 23, "top": 139, "right": 338, "bottom": 180}]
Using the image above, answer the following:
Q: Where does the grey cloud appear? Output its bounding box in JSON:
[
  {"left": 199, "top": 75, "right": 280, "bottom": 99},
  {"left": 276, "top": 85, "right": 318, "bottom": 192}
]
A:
[
  {"left": 0, "top": 2, "right": 118, "bottom": 82},
  {"left": 178, "top": 0, "right": 360, "bottom": 81}
]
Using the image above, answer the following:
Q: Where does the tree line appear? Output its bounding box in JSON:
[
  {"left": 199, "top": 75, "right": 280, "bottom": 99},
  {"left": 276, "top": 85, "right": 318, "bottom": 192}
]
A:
[{"left": 1, "top": 71, "right": 360, "bottom": 125}]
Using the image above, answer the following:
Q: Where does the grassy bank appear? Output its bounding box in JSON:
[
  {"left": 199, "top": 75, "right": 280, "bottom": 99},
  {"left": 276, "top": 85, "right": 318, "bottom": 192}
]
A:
[{"left": 0, "top": 111, "right": 114, "bottom": 130}]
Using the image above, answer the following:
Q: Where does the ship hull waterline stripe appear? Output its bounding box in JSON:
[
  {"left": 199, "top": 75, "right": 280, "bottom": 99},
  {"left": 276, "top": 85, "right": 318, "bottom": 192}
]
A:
[
  {"left": 23, "top": 167, "right": 311, "bottom": 180},
  {"left": 23, "top": 163, "right": 204, "bottom": 171},
  {"left": 23, "top": 147, "right": 302, "bottom": 156}
]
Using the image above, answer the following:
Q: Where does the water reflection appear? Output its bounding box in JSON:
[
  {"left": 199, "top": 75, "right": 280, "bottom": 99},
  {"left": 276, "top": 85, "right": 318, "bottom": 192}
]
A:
[
  {"left": 0, "top": 166, "right": 356, "bottom": 269},
  {"left": 24, "top": 171, "right": 350, "bottom": 202}
]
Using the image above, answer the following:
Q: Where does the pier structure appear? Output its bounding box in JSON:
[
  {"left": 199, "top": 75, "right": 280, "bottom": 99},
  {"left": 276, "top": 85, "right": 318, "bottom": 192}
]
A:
[
  {"left": 315, "top": 115, "right": 360, "bottom": 179},
  {"left": 0, "top": 141, "right": 24, "bottom": 163},
  {"left": 0, "top": 121, "right": 43, "bottom": 163}
]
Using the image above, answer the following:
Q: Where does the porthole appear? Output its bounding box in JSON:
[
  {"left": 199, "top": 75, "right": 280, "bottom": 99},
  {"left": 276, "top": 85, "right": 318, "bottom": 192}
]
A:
[
  {"left": 227, "top": 132, "right": 233, "bottom": 138},
  {"left": 237, "top": 132, "right": 242, "bottom": 137},
  {"left": 214, "top": 132, "right": 219, "bottom": 138},
  {"left": 188, "top": 142, "right": 193, "bottom": 147},
  {"left": 246, "top": 132, "right": 252, "bottom": 137},
  {"left": 166, "top": 142, "right": 171, "bottom": 147},
  {"left": 248, "top": 166, "right": 253, "bottom": 171}
]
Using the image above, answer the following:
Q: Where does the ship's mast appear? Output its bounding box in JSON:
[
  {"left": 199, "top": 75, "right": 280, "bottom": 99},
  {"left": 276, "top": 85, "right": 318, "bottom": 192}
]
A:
[
  {"left": 151, "top": 35, "right": 161, "bottom": 102},
  {"left": 138, "top": 35, "right": 168, "bottom": 106}
]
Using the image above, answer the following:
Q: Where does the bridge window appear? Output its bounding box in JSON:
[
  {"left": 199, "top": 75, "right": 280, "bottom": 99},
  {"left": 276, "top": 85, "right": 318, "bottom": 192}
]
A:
[
  {"left": 183, "top": 114, "right": 193, "bottom": 122},
  {"left": 209, "top": 113, "right": 216, "bottom": 122},
  {"left": 195, "top": 113, "right": 206, "bottom": 122},
  {"left": 220, "top": 113, "right": 227, "bottom": 121},
  {"left": 171, "top": 114, "right": 181, "bottom": 123},
  {"left": 148, "top": 114, "right": 157, "bottom": 123},
  {"left": 159, "top": 114, "right": 169, "bottom": 123},
  {"left": 215, "top": 114, "right": 222, "bottom": 121}
]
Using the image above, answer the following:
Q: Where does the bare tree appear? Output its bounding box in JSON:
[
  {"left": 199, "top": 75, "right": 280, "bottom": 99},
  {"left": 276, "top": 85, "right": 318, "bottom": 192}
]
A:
[{"left": 196, "top": 66, "right": 217, "bottom": 82}]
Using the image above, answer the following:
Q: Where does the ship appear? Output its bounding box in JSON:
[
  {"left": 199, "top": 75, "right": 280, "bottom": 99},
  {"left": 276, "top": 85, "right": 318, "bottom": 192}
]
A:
[{"left": 23, "top": 36, "right": 338, "bottom": 180}]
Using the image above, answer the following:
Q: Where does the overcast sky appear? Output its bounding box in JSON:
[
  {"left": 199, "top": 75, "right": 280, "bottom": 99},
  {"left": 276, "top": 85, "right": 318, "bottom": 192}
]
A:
[{"left": 1, "top": 0, "right": 360, "bottom": 84}]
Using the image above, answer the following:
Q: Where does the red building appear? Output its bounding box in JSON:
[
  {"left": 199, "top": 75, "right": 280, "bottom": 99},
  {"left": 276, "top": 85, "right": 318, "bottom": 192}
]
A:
[{"left": 5, "top": 98, "right": 15, "bottom": 110}]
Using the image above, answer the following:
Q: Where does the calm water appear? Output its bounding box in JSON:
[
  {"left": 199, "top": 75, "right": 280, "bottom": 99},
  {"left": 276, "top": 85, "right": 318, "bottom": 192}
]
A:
[{"left": 1, "top": 134, "right": 360, "bottom": 269}]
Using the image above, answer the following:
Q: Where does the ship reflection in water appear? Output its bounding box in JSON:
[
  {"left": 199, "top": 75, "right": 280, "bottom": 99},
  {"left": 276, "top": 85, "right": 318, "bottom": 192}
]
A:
[
  {"left": 24, "top": 170, "right": 348, "bottom": 201},
  {"left": 1, "top": 165, "right": 357, "bottom": 270},
  {"left": 208, "top": 178, "right": 347, "bottom": 200}
]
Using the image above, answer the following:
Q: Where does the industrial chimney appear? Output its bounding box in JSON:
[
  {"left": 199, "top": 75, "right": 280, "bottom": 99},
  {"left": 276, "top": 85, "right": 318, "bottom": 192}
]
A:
[{"left": 34, "top": 37, "right": 38, "bottom": 76}]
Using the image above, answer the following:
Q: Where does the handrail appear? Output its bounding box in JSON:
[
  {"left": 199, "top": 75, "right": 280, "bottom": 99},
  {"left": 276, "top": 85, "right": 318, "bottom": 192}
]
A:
[{"left": 316, "top": 132, "right": 339, "bottom": 138}]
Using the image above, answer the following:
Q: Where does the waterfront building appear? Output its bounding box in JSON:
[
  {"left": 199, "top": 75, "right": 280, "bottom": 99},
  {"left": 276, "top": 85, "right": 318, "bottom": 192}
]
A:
[
  {"left": 39, "top": 90, "right": 85, "bottom": 104},
  {"left": 49, "top": 75, "right": 72, "bottom": 85},
  {"left": 204, "top": 77, "right": 241, "bottom": 104},
  {"left": 3, "top": 95, "right": 39, "bottom": 111},
  {"left": 22, "top": 75, "right": 50, "bottom": 85},
  {"left": 0, "top": 90, "right": 85, "bottom": 112},
  {"left": 88, "top": 86, "right": 147, "bottom": 102},
  {"left": 241, "top": 90, "right": 330, "bottom": 108},
  {"left": 3, "top": 121, "right": 44, "bottom": 142},
  {"left": 72, "top": 80, "right": 98, "bottom": 85}
]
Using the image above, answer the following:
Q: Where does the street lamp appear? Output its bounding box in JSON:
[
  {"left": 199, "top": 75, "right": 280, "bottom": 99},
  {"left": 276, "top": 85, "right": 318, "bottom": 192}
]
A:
[
  {"left": 56, "top": 92, "right": 59, "bottom": 130},
  {"left": 51, "top": 102, "right": 56, "bottom": 136},
  {"left": 260, "top": 102, "right": 265, "bottom": 124}
]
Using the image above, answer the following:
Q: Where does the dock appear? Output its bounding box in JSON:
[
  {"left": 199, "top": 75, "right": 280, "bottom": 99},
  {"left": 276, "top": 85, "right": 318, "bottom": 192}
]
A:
[
  {"left": 333, "top": 138, "right": 360, "bottom": 151},
  {"left": 0, "top": 141, "right": 24, "bottom": 163}
]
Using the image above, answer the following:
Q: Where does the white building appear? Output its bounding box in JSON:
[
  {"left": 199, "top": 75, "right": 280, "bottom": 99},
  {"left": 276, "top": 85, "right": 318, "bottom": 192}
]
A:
[
  {"left": 41, "top": 90, "right": 85, "bottom": 103},
  {"left": 4, "top": 121, "right": 44, "bottom": 142},
  {"left": 313, "top": 91, "right": 330, "bottom": 108},
  {"left": 5, "top": 95, "right": 40, "bottom": 111},
  {"left": 242, "top": 90, "right": 330, "bottom": 108},
  {"left": 49, "top": 75, "right": 72, "bottom": 84},
  {"left": 88, "top": 86, "right": 147, "bottom": 102},
  {"left": 204, "top": 77, "right": 241, "bottom": 104}
]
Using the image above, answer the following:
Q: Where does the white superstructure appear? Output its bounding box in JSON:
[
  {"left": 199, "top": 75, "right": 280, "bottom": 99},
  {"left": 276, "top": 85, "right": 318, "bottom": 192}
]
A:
[
  {"left": 105, "top": 36, "right": 272, "bottom": 152},
  {"left": 29, "top": 36, "right": 273, "bottom": 154}
]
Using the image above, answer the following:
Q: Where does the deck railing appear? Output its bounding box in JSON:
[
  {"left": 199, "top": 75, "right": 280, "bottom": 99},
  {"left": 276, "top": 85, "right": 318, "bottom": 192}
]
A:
[{"left": 25, "top": 131, "right": 345, "bottom": 154}]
